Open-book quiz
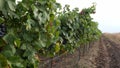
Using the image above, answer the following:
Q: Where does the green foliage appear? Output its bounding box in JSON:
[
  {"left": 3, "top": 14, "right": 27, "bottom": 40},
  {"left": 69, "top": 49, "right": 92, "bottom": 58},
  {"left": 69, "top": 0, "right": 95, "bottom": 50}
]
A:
[
  {"left": 0, "top": 0, "right": 102, "bottom": 68},
  {"left": 58, "top": 5, "right": 101, "bottom": 53},
  {"left": 0, "top": 54, "right": 8, "bottom": 68}
]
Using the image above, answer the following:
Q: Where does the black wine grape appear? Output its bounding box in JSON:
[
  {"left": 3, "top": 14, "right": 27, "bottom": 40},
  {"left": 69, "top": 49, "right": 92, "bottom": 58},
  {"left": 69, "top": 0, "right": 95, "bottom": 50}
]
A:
[{"left": 0, "top": 23, "right": 6, "bottom": 37}]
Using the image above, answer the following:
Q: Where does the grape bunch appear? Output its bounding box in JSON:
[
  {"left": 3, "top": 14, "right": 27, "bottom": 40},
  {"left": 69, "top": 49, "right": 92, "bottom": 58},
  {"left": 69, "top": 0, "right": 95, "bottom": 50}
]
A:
[{"left": 0, "top": 23, "right": 6, "bottom": 37}]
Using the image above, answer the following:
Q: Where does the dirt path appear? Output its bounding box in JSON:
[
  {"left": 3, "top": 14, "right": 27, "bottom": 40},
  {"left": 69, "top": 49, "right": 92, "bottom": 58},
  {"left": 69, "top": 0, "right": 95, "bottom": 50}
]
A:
[
  {"left": 95, "top": 34, "right": 120, "bottom": 68},
  {"left": 95, "top": 36, "right": 109, "bottom": 68},
  {"left": 78, "top": 34, "right": 120, "bottom": 68}
]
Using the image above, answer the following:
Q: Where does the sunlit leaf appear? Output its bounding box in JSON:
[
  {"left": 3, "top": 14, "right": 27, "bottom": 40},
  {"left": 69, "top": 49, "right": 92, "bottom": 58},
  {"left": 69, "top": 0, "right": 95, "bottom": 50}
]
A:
[
  {"left": 7, "top": 1, "right": 16, "bottom": 11},
  {"left": 14, "top": 38, "right": 21, "bottom": 48},
  {"left": 55, "top": 42, "right": 60, "bottom": 53}
]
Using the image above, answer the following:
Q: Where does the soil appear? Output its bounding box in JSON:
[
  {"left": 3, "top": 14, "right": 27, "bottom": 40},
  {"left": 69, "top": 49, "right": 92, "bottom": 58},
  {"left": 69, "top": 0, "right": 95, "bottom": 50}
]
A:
[{"left": 78, "top": 33, "right": 120, "bottom": 68}]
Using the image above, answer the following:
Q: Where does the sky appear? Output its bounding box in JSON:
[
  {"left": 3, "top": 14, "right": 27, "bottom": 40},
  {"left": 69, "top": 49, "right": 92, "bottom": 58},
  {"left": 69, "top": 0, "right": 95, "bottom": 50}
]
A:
[
  {"left": 57, "top": 0, "right": 120, "bottom": 33},
  {"left": 17, "top": 0, "right": 120, "bottom": 33}
]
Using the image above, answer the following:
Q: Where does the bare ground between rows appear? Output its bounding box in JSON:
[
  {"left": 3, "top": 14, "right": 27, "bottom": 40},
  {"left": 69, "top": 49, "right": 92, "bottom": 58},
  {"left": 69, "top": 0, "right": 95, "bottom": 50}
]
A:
[
  {"left": 78, "top": 34, "right": 120, "bottom": 68},
  {"left": 95, "top": 34, "right": 120, "bottom": 68}
]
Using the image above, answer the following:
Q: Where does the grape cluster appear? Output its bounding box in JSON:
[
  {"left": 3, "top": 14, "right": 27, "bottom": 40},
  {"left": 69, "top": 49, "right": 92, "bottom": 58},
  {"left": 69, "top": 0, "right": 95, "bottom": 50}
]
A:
[{"left": 0, "top": 23, "right": 6, "bottom": 37}]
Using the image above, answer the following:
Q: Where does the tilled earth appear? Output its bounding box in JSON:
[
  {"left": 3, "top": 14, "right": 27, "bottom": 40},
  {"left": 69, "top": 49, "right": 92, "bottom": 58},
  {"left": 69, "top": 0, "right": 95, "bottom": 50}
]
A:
[
  {"left": 79, "top": 34, "right": 120, "bottom": 68},
  {"left": 96, "top": 35, "right": 120, "bottom": 68}
]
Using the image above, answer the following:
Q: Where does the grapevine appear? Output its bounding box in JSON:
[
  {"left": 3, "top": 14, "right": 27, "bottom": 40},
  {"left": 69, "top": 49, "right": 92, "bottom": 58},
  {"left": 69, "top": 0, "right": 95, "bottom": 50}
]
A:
[{"left": 0, "top": 0, "right": 101, "bottom": 68}]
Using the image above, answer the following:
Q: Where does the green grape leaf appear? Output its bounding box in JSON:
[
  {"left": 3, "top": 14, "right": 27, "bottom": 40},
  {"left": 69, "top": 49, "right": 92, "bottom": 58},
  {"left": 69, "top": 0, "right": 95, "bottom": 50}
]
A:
[
  {"left": 14, "top": 38, "right": 21, "bottom": 48},
  {"left": 0, "top": 54, "right": 8, "bottom": 68},
  {"left": 0, "top": 17, "right": 5, "bottom": 23},
  {"left": 7, "top": 1, "right": 16, "bottom": 11},
  {"left": 0, "top": 0, "right": 5, "bottom": 10},
  {"left": 55, "top": 42, "right": 60, "bottom": 53}
]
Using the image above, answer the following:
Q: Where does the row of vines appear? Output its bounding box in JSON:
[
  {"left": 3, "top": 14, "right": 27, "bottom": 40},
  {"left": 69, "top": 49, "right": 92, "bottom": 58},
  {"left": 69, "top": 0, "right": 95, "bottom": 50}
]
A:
[{"left": 0, "top": 0, "right": 102, "bottom": 68}]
